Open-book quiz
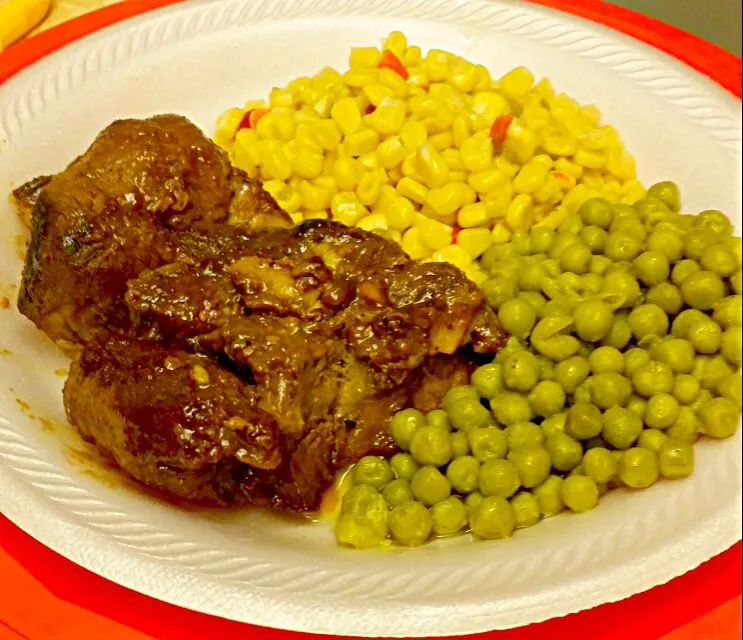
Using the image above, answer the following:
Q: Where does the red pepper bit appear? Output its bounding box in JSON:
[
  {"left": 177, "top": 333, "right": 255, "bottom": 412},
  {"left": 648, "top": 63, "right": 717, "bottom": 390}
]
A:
[
  {"left": 451, "top": 225, "right": 462, "bottom": 244},
  {"left": 490, "top": 114, "right": 514, "bottom": 153},
  {"left": 365, "top": 104, "right": 377, "bottom": 115},
  {"left": 377, "top": 49, "right": 409, "bottom": 80},
  {"left": 237, "top": 108, "right": 270, "bottom": 130}
]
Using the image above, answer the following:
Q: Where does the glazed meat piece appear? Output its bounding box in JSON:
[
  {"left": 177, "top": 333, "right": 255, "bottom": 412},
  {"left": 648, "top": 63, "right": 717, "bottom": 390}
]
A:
[{"left": 17, "top": 114, "right": 291, "bottom": 347}]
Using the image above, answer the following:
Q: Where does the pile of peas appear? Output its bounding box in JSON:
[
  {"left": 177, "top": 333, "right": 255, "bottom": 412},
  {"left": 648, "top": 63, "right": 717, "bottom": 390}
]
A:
[{"left": 334, "top": 182, "right": 742, "bottom": 549}]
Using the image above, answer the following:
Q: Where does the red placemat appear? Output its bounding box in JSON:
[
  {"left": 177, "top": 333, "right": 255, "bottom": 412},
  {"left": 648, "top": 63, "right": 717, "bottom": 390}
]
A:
[{"left": 1, "top": 1, "right": 741, "bottom": 638}]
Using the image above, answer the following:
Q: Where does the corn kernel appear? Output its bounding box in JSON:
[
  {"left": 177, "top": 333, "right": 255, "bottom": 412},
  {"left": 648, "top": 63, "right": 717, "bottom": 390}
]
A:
[
  {"left": 289, "top": 144, "right": 324, "bottom": 179},
  {"left": 425, "top": 49, "right": 450, "bottom": 82},
  {"left": 424, "top": 131, "right": 451, "bottom": 153},
  {"left": 513, "top": 161, "right": 549, "bottom": 195},
  {"left": 299, "top": 181, "right": 332, "bottom": 211},
  {"left": 263, "top": 180, "right": 302, "bottom": 214},
  {"left": 215, "top": 107, "right": 245, "bottom": 141},
  {"left": 482, "top": 184, "right": 513, "bottom": 219},
  {"left": 425, "top": 103, "right": 454, "bottom": 134},
  {"left": 468, "top": 167, "right": 507, "bottom": 193},
  {"left": 378, "top": 68, "right": 409, "bottom": 98},
  {"left": 533, "top": 175, "right": 562, "bottom": 205},
  {"left": 541, "top": 129, "right": 577, "bottom": 156},
  {"left": 441, "top": 148, "right": 464, "bottom": 171},
  {"left": 447, "top": 59, "right": 478, "bottom": 93},
  {"left": 407, "top": 94, "right": 438, "bottom": 118},
  {"left": 461, "top": 184, "right": 477, "bottom": 206},
  {"left": 521, "top": 104, "right": 551, "bottom": 129},
  {"left": 473, "top": 65, "right": 493, "bottom": 92},
  {"left": 503, "top": 122, "right": 536, "bottom": 164},
  {"left": 460, "top": 130, "right": 493, "bottom": 172},
  {"left": 449, "top": 170, "right": 467, "bottom": 183},
  {"left": 343, "top": 69, "right": 378, "bottom": 88},
  {"left": 333, "top": 156, "right": 365, "bottom": 190},
  {"left": 415, "top": 214, "right": 453, "bottom": 250},
  {"left": 452, "top": 114, "right": 470, "bottom": 149},
  {"left": 537, "top": 206, "right": 569, "bottom": 229},
  {"left": 269, "top": 87, "right": 295, "bottom": 109},
  {"left": 261, "top": 142, "right": 292, "bottom": 181},
  {"left": 499, "top": 66, "right": 534, "bottom": 100},
  {"left": 401, "top": 226, "right": 431, "bottom": 260},
  {"left": 331, "top": 191, "right": 368, "bottom": 226},
  {"left": 397, "top": 177, "right": 429, "bottom": 205},
  {"left": 601, "top": 180, "right": 622, "bottom": 203},
  {"left": 606, "top": 147, "right": 637, "bottom": 182},
  {"left": 404, "top": 45, "right": 422, "bottom": 67},
  {"left": 457, "top": 202, "right": 490, "bottom": 228},
  {"left": 358, "top": 153, "right": 379, "bottom": 170},
  {"left": 380, "top": 228, "right": 403, "bottom": 244},
  {"left": 369, "top": 97, "right": 407, "bottom": 135},
  {"left": 574, "top": 148, "right": 607, "bottom": 170},
  {"left": 430, "top": 244, "right": 472, "bottom": 270},
  {"left": 350, "top": 47, "right": 382, "bottom": 69},
  {"left": 388, "top": 166, "right": 403, "bottom": 183},
  {"left": 331, "top": 97, "right": 363, "bottom": 136},
  {"left": 416, "top": 143, "right": 450, "bottom": 188},
  {"left": 505, "top": 193, "right": 534, "bottom": 231},
  {"left": 384, "top": 31, "right": 408, "bottom": 56},
  {"left": 377, "top": 136, "right": 407, "bottom": 168},
  {"left": 357, "top": 170, "right": 383, "bottom": 207},
  {"left": 491, "top": 223, "right": 512, "bottom": 244},
  {"left": 554, "top": 157, "right": 582, "bottom": 180},
  {"left": 304, "top": 210, "right": 330, "bottom": 220},
  {"left": 457, "top": 227, "right": 492, "bottom": 259},
  {"left": 400, "top": 120, "right": 428, "bottom": 150},
  {"left": 425, "top": 182, "right": 465, "bottom": 218},
  {"left": 233, "top": 129, "right": 262, "bottom": 172},
  {"left": 493, "top": 156, "right": 519, "bottom": 180},
  {"left": 407, "top": 70, "right": 430, "bottom": 88},
  {"left": 471, "top": 91, "right": 510, "bottom": 123},
  {"left": 550, "top": 169, "right": 576, "bottom": 191},
  {"left": 387, "top": 196, "right": 415, "bottom": 230},
  {"left": 313, "top": 174, "right": 337, "bottom": 191},
  {"left": 363, "top": 82, "right": 395, "bottom": 107},
  {"left": 580, "top": 168, "right": 605, "bottom": 189},
  {"left": 343, "top": 128, "right": 380, "bottom": 157},
  {"left": 464, "top": 265, "right": 489, "bottom": 286},
  {"left": 533, "top": 77, "right": 555, "bottom": 101},
  {"left": 402, "top": 152, "right": 424, "bottom": 181},
  {"left": 562, "top": 184, "right": 591, "bottom": 215},
  {"left": 290, "top": 212, "right": 304, "bottom": 225},
  {"left": 357, "top": 212, "right": 389, "bottom": 232},
  {"left": 373, "top": 184, "right": 398, "bottom": 213}
]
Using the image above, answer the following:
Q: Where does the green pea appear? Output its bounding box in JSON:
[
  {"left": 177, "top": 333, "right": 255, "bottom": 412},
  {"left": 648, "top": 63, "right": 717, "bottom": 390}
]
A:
[
  {"left": 647, "top": 181, "right": 681, "bottom": 212},
  {"left": 431, "top": 496, "right": 468, "bottom": 537},
  {"left": 564, "top": 403, "right": 602, "bottom": 441},
  {"left": 637, "top": 428, "right": 669, "bottom": 453},
  {"left": 731, "top": 270, "right": 742, "bottom": 295},
  {"left": 388, "top": 500, "right": 433, "bottom": 546},
  {"left": 580, "top": 197, "right": 614, "bottom": 229},
  {"left": 352, "top": 456, "right": 395, "bottom": 489},
  {"left": 671, "top": 259, "right": 701, "bottom": 286},
  {"left": 464, "top": 492, "right": 484, "bottom": 511},
  {"left": 446, "top": 455, "right": 480, "bottom": 494},
  {"left": 658, "top": 440, "right": 695, "bottom": 480},
  {"left": 557, "top": 271, "right": 584, "bottom": 291},
  {"left": 511, "top": 230, "right": 532, "bottom": 254},
  {"left": 647, "top": 227, "right": 684, "bottom": 262},
  {"left": 507, "top": 447, "right": 552, "bottom": 488},
  {"left": 532, "top": 475, "right": 565, "bottom": 516},
  {"left": 619, "top": 447, "right": 659, "bottom": 489},
  {"left": 605, "top": 232, "right": 643, "bottom": 262},
  {"left": 681, "top": 270, "right": 727, "bottom": 310},
  {"left": 411, "top": 466, "right": 451, "bottom": 506},
  {"left": 533, "top": 334, "right": 582, "bottom": 362},
  {"left": 590, "top": 254, "right": 613, "bottom": 276},
  {"left": 713, "top": 295, "right": 742, "bottom": 329},
  {"left": 545, "top": 433, "right": 583, "bottom": 471},
  {"left": 701, "top": 244, "right": 738, "bottom": 277},
  {"left": 426, "top": 409, "right": 451, "bottom": 431},
  {"left": 382, "top": 478, "right": 415, "bottom": 507},
  {"left": 626, "top": 395, "right": 648, "bottom": 418},
  {"left": 645, "top": 282, "right": 683, "bottom": 316},
  {"left": 628, "top": 304, "right": 669, "bottom": 341},
  {"left": 580, "top": 225, "right": 609, "bottom": 254},
  {"left": 632, "top": 361, "right": 675, "bottom": 397},
  {"left": 527, "top": 380, "right": 566, "bottom": 417},
  {"left": 699, "top": 397, "right": 740, "bottom": 439},
  {"left": 591, "top": 372, "right": 632, "bottom": 410},
  {"left": 611, "top": 215, "right": 648, "bottom": 240},
  {"left": 482, "top": 276, "right": 520, "bottom": 310},
  {"left": 442, "top": 385, "right": 480, "bottom": 411},
  {"left": 468, "top": 427, "right": 508, "bottom": 462},
  {"left": 634, "top": 251, "right": 670, "bottom": 287},
  {"left": 666, "top": 407, "right": 700, "bottom": 444},
  {"left": 561, "top": 475, "right": 600, "bottom": 513},
  {"left": 589, "top": 346, "right": 624, "bottom": 374},
  {"left": 573, "top": 378, "right": 594, "bottom": 405},
  {"left": 502, "top": 350, "right": 541, "bottom": 392},
  {"left": 469, "top": 496, "right": 516, "bottom": 539},
  {"left": 450, "top": 431, "right": 470, "bottom": 458},
  {"left": 573, "top": 299, "right": 613, "bottom": 343},
  {"left": 479, "top": 459, "right": 521, "bottom": 498},
  {"left": 684, "top": 226, "right": 721, "bottom": 260},
  {"left": 498, "top": 298, "right": 537, "bottom": 338},
  {"left": 549, "top": 232, "right": 580, "bottom": 259},
  {"left": 689, "top": 388, "right": 714, "bottom": 414},
  {"left": 491, "top": 391, "right": 533, "bottom": 425},
  {"left": 601, "top": 313, "right": 633, "bottom": 350},
  {"left": 634, "top": 196, "right": 669, "bottom": 223},
  {"left": 673, "top": 374, "right": 701, "bottom": 405},
  {"left": 721, "top": 327, "right": 742, "bottom": 366},
  {"left": 671, "top": 308, "right": 708, "bottom": 339},
  {"left": 696, "top": 209, "right": 733, "bottom": 236},
  {"left": 388, "top": 408, "right": 426, "bottom": 450},
  {"left": 501, "top": 421, "right": 540, "bottom": 450},
  {"left": 582, "top": 447, "right": 618, "bottom": 483},
  {"left": 644, "top": 393, "right": 680, "bottom": 429},
  {"left": 530, "top": 227, "right": 556, "bottom": 254},
  {"left": 519, "top": 263, "right": 548, "bottom": 292},
  {"left": 335, "top": 486, "right": 389, "bottom": 549},
  {"left": 409, "top": 426, "right": 453, "bottom": 467},
  {"left": 649, "top": 338, "right": 694, "bottom": 374},
  {"left": 621, "top": 349, "right": 649, "bottom": 379},
  {"left": 541, "top": 258, "right": 561, "bottom": 278},
  {"left": 717, "top": 371, "right": 742, "bottom": 410},
  {"left": 602, "top": 406, "right": 643, "bottom": 449},
  {"left": 559, "top": 241, "right": 592, "bottom": 274},
  {"left": 479, "top": 245, "right": 502, "bottom": 272},
  {"left": 511, "top": 492, "right": 541, "bottom": 528},
  {"left": 495, "top": 337, "right": 527, "bottom": 365},
  {"left": 580, "top": 273, "right": 604, "bottom": 295},
  {"left": 687, "top": 319, "right": 723, "bottom": 354},
  {"left": 541, "top": 412, "right": 567, "bottom": 438},
  {"left": 448, "top": 397, "right": 491, "bottom": 432},
  {"left": 697, "top": 356, "right": 734, "bottom": 392}
]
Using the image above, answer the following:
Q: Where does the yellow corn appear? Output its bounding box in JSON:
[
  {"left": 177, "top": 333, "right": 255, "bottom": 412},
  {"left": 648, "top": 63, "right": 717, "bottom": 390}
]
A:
[
  {"left": 349, "top": 47, "right": 382, "bottom": 69},
  {"left": 468, "top": 167, "right": 507, "bottom": 194},
  {"left": 384, "top": 31, "right": 408, "bottom": 56},
  {"left": 416, "top": 143, "right": 450, "bottom": 188},
  {"left": 290, "top": 212, "right": 305, "bottom": 224},
  {"left": 402, "top": 226, "right": 431, "bottom": 260},
  {"left": 363, "top": 82, "right": 395, "bottom": 106},
  {"left": 215, "top": 107, "right": 245, "bottom": 141},
  {"left": 358, "top": 153, "right": 379, "bottom": 170},
  {"left": 261, "top": 141, "right": 292, "bottom": 180},
  {"left": 606, "top": 147, "right": 637, "bottom": 182},
  {"left": 581, "top": 168, "right": 605, "bottom": 189},
  {"left": 373, "top": 184, "right": 398, "bottom": 213},
  {"left": 331, "top": 97, "right": 363, "bottom": 135},
  {"left": 537, "top": 206, "right": 570, "bottom": 229},
  {"left": 233, "top": 129, "right": 262, "bottom": 173},
  {"left": 397, "top": 177, "right": 429, "bottom": 204},
  {"left": 601, "top": 180, "right": 622, "bottom": 203},
  {"left": 549, "top": 93, "right": 580, "bottom": 121},
  {"left": 407, "top": 69, "right": 430, "bottom": 88},
  {"left": 441, "top": 148, "right": 464, "bottom": 171},
  {"left": 499, "top": 66, "right": 534, "bottom": 100},
  {"left": 379, "top": 68, "right": 409, "bottom": 98},
  {"left": 541, "top": 129, "right": 577, "bottom": 156},
  {"left": 457, "top": 227, "right": 493, "bottom": 259},
  {"left": 381, "top": 228, "right": 403, "bottom": 244},
  {"left": 404, "top": 45, "right": 422, "bottom": 66},
  {"left": 407, "top": 94, "right": 438, "bottom": 118},
  {"left": 342, "top": 69, "right": 378, "bottom": 88},
  {"left": 533, "top": 175, "right": 561, "bottom": 205},
  {"left": 270, "top": 87, "right": 295, "bottom": 108},
  {"left": 263, "top": 180, "right": 302, "bottom": 214},
  {"left": 356, "top": 170, "right": 383, "bottom": 207},
  {"left": 426, "top": 182, "right": 465, "bottom": 218},
  {"left": 402, "top": 152, "right": 424, "bottom": 181},
  {"left": 400, "top": 120, "right": 428, "bottom": 150},
  {"left": 425, "top": 103, "right": 454, "bottom": 134},
  {"left": 491, "top": 223, "right": 512, "bottom": 244},
  {"left": 452, "top": 114, "right": 471, "bottom": 148},
  {"left": 377, "top": 136, "right": 407, "bottom": 168},
  {"left": 533, "top": 77, "right": 555, "bottom": 101},
  {"left": 579, "top": 129, "right": 608, "bottom": 150},
  {"left": 331, "top": 192, "right": 369, "bottom": 226},
  {"left": 473, "top": 65, "right": 493, "bottom": 92},
  {"left": 458, "top": 202, "right": 490, "bottom": 228},
  {"left": 471, "top": 91, "right": 509, "bottom": 123},
  {"left": 505, "top": 194, "right": 534, "bottom": 230},
  {"left": 430, "top": 245, "right": 472, "bottom": 270},
  {"left": 415, "top": 214, "right": 453, "bottom": 250},
  {"left": 503, "top": 121, "right": 536, "bottom": 164},
  {"left": 313, "top": 174, "right": 337, "bottom": 191},
  {"left": 447, "top": 59, "right": 478, "bottom": 94},
  {"left": 574, "top": 148, "right": 607, "bottom": 170},
  {"left": 304, "top": 210, "right": 329, "bottom": 220},
  {"left": 513, "top": 161, "right": 550, "bottom": 195},
  {"left": 493, "top": 156, "right": 520, "bottom": 180},
  {"left": 369, "top": 97, "right": 407, "bottom": 135},
  {"left": 425, "top": 49, "right": 450, "bottom": 82},
  {"left": 357, "top": 212, "right": 389, "bottom": 232},
  {"left": 562, "top": 184, "right": 591, "bottom": 214},
  {"left": 299, "top": 181, "right": 332, "bottom": 211},
  {"left": 291, "top": 144, "right": 324, "bottom": 179},
  {"left": 461, "top": 184, "right": 477, "bottom": 206},
  {"left": 554, "top": 157, "right": 582, "bottom": 180},
  {"left": 482, "top": 184, "right": 514, "bottom": 219},
  {"left": 387, "top": 196, "right": 416, "bottom": 230},
  {"left": 460, "top": 130, "right": 493, "bottom": 172},
  {"left": 344, "top": 128, "right": 380, "bottom": 157},
  {"left": 464, "top": 265, "right": 490, "bottom": 286},
  {"left": 333, "top": 156, "right": 365, "bottom": 190}
]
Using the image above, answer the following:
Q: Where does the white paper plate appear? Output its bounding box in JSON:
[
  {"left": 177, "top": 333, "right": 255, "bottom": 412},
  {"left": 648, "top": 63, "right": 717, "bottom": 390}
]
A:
[{"left": 0, "top": 0, "right": 741, "bottom": 636}]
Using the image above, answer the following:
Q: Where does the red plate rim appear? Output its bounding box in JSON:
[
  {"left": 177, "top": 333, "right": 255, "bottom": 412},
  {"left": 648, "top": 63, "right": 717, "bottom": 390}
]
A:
[{"left": 0, "top": 1, "right": 740, "bottom": 639}]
